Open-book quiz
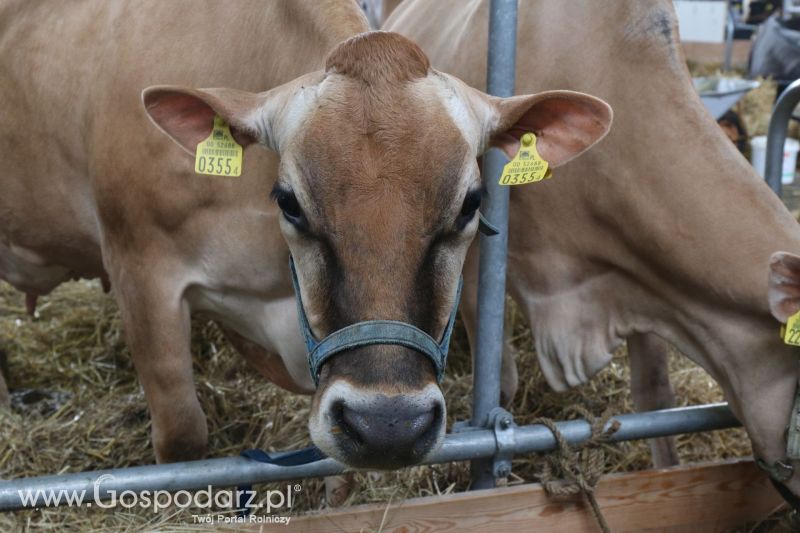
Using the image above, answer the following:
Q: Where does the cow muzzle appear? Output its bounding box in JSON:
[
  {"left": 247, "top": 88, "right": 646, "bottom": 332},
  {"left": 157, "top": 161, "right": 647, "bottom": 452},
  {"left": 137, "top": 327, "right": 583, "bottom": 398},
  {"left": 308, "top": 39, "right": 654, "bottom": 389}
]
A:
[
  {"left": 289, "top": 258, "right": 459, "bottom": 467},
  {"left": 311, "top": 380, "right": 445, "bottom": 468}
]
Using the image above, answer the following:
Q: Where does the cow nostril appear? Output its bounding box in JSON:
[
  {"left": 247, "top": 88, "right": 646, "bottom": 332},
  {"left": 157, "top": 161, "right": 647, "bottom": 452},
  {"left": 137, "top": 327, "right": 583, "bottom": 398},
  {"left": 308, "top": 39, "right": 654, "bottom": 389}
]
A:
[
  {"left": 430, "top": 401, "right": 442, "bottom": 429},
  {"left": 331, "top": 400, "right": 365, "bottom": 446},
  {"left": 339, "top": 404, "right": 375, "bottom": 445}
]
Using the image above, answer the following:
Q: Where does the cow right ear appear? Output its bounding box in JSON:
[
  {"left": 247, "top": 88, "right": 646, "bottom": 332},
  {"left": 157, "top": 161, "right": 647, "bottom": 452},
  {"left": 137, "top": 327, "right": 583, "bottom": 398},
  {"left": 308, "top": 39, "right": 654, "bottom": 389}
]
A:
[
  {"left": 486, "top": 90, "right": 613, "bottom": 168},
  {"left": 768, "top": 252, "right": 800, "bottom": 322},
  {"left": 142, "top": 86, "right": 263, "bottom": 156}
]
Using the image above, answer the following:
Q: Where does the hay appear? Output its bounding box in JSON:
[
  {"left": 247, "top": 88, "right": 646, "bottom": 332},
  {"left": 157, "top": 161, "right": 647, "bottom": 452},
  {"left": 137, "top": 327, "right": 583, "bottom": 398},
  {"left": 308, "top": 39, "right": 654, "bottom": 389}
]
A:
[
  {"left": 736, "top": 77, "right": 779, "bottom": 139},
  {"left": 0, "top": 279, "right": 756, "bottom": 530}
]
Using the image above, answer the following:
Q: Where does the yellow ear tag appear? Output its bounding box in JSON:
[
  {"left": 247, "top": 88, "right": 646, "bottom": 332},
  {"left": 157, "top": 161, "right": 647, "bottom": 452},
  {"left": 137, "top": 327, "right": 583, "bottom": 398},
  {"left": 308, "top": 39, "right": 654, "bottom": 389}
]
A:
[
  {"left": 194, "top": 116, "right": 243, "bottom": 177},
  {"left": 783, "top": 310, "right": 800, "bottom": 346},
  {"left": 498, "top": 132, "right": 552, "bottom": 186}
]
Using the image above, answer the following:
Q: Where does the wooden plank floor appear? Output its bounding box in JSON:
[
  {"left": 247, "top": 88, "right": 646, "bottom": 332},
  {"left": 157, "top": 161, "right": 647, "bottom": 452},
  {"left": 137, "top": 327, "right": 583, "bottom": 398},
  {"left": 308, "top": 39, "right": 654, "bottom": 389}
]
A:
[{"left": 272, "top": 459, "right": 784, "bottom": 533}]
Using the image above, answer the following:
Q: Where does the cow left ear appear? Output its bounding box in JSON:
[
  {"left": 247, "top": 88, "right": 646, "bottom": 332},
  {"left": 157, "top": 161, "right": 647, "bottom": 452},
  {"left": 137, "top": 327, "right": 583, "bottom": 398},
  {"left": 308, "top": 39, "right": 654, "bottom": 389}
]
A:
[
  {"left": 142, "top": 86, "right": 263, "bottom": 156},
  {"left": 487, "top": 90, "right": 613, "bottom": 168},
  {"left": 769, "top": 252, "right": 800, "bottom": 322}
]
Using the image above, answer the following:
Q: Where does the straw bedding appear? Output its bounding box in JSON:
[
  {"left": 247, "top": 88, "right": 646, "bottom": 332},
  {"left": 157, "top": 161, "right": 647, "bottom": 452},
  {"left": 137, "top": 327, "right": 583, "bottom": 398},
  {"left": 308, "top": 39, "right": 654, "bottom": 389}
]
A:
[{"left": 0, "top": 281, "right": 757, "bottom": 531}]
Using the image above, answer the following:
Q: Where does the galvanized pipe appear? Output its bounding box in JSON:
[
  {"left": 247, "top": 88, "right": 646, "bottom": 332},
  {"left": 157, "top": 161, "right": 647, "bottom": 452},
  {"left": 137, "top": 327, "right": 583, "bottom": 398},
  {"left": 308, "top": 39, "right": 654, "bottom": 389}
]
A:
[
  {"left": 0, "top": 403, "right": 740, "bottom": 511},
  {"left": 766, "top": 78, "right": 800, "bottom": 196},
  {"left": 724, "top": 7, "right": 734, "bottom": 72},
  {"left": 471, "top": 0, "right": 519, "bottom": 491}
]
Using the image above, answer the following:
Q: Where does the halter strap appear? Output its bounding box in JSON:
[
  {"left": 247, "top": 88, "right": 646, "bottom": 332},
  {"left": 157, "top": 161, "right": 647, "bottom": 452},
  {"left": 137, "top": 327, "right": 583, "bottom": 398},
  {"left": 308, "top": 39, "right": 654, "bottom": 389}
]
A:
[{"left": 289, "top": 258, "right": 462, "bottom": 386}]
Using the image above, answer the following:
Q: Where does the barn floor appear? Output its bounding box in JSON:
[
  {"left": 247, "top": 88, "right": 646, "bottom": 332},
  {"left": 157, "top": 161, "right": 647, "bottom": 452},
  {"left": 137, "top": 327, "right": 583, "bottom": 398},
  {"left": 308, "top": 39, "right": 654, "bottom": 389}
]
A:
[{"left": 0, "top": 279, "right": 768, "bottom": 531}]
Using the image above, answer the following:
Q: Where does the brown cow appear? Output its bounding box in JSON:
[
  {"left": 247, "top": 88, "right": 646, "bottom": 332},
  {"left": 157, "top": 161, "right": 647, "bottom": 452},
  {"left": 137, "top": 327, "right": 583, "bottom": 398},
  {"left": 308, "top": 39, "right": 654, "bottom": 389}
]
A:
[
  {"left": 387, "top": 0, "right": 800, "bottom": 496},
  {"left": 0, "top": 0, "right": 611, "bottom": 469}
]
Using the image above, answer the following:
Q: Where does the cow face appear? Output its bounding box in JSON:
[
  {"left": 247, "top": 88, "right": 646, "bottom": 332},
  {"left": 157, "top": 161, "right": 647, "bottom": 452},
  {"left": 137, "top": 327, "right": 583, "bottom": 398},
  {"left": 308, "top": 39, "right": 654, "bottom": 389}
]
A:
[{"left": 142, "top": 32, "right": 611, "bottom": 469}]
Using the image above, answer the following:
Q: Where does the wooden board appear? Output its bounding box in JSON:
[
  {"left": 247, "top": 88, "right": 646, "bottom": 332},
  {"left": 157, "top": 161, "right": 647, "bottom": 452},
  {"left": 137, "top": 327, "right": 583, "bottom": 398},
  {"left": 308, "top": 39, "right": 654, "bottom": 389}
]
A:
[{"left": 274, "top": 460, "right": 784, "bottom": 533}]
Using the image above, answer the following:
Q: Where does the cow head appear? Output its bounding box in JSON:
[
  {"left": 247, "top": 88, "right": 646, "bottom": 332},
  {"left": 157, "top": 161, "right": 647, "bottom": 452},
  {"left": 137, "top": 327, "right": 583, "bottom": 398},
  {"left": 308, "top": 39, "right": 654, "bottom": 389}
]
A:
[{"left": 142, "top": 32, "right": 611, "bottom": 469}]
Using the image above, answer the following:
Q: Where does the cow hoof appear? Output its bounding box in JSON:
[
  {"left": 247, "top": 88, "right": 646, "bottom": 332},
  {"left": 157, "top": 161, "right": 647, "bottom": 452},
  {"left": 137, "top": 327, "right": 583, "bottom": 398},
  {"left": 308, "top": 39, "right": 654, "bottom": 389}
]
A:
[{"left": 324, "top": 474, "right": 353, "bottom": 507}]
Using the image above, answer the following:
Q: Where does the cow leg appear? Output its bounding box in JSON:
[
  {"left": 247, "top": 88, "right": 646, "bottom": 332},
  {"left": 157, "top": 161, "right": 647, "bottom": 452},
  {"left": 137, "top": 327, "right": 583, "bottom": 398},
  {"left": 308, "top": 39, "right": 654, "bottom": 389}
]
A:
[
  {"left": 113, "top": 274, "right": 207, "bottom": 463},
  {"left": 460, "top": 247, "right": 519, "bottom": 407},
  {"left": 627, "top": 333, "right": 679, "bottom": 468}
]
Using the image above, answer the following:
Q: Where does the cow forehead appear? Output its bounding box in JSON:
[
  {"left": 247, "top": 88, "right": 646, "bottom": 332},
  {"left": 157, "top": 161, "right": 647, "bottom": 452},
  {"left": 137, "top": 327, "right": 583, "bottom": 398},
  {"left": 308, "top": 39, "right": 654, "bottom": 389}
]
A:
[{"left": 283, "top": 74, "right": 477, "bottom": 221}]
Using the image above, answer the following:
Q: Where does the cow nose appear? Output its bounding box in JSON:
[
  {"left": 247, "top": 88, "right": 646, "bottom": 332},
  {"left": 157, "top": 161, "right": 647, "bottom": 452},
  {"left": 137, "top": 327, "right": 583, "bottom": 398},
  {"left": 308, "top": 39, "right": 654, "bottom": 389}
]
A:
[
  {"left": 341, "top": 403, "right": 434, "bottom": 449},
  {"left": 329, "top": 395, "right": 444, "bottom": 469}
]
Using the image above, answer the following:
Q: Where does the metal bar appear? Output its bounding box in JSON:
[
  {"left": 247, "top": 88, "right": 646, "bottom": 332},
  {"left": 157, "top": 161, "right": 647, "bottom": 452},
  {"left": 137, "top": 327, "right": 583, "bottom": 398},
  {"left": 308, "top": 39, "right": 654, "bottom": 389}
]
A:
[
  {"left": 724, "top": 7, "right": 734, "bottom": 72},
  {"left": 766, "top": 79, "right": 800, "bottom": 195},
  {"left": 0, "top": 403, "right": 740, "bottom": 511},
  {"left": 471, "top": 0, "right": 519, "bottom": 491}
]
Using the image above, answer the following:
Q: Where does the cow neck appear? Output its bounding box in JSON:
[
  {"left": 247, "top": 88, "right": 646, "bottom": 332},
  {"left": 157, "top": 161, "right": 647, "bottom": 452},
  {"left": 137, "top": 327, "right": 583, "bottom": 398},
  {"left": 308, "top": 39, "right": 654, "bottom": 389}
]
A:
[{"left": 578, "top": 67, "right": 800, "bottom": 476}]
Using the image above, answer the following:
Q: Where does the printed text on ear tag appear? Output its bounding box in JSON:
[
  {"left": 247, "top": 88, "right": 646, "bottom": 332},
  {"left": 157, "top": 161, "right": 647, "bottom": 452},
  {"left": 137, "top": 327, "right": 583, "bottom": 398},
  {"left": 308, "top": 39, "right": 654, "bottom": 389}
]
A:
[
  {"left": 783, "top": 310, "right": 800, "bottom": 346},
  {"left": 498, "top": 132, "right": 552, "bottom": 186},
  {"left": 195, "top": 116, "right": 243, "bottom": 177}
]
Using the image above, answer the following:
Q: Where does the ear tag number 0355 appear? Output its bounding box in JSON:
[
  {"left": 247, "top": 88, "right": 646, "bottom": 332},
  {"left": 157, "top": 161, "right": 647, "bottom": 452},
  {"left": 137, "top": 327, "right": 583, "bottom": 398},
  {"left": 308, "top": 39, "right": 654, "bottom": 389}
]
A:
[
  {"left": 195, "top": 116, "right": 243, "bottom": 177},
  {"left": 782, "top": 310, "right": 800, "bottom": 346},
  {"left": 498, "top": 132, "right": 552, "bottom": 186}
]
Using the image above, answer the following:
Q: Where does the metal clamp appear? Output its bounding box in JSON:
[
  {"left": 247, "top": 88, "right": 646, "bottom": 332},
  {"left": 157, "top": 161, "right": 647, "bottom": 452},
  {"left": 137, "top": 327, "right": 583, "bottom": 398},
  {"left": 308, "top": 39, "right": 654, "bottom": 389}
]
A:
[
  {"left": 453, "top": 407, "right": 517, "bottom": 479},
  {"left": 489, "top": 407, "right": 516, "bottom": 478}
]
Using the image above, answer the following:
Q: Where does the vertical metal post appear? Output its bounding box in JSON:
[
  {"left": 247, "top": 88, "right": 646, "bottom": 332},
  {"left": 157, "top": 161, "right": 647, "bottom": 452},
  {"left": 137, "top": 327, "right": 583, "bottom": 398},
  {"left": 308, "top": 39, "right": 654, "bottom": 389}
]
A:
[
  {"left": 470, "top": 0, "right": 518, "bottom": 490},
  {"left": 766, "top": 79, "right": 800, "bottom": 196},
  {"left": 723, "top": 7, "right": 734, "bottom": 72}
]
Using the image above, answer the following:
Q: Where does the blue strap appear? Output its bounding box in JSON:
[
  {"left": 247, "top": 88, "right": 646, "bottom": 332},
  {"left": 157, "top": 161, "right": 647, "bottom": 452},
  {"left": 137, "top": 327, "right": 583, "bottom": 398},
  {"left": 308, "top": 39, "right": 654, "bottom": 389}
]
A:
[
  {"left": 289, "top": 258, "right": 462, "bottom": 386},
  {"left": 241, "top": 446, "right": 327, "bottom": 467},
  {"left": 236, "top": 446, "right": 326, "bottom": 516},
  {"left": 478, "top": 212, "right": 500, "bottom": 236},
  {"left": 309, "top": 320, "right": 446, "bottom": 382}
]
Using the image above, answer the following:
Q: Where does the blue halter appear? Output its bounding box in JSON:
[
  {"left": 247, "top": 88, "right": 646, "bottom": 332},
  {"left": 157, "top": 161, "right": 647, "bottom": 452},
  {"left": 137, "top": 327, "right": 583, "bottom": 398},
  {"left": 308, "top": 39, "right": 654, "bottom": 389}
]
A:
[{"left": 288, "top": 258, "right": 462, "bottom": 387}]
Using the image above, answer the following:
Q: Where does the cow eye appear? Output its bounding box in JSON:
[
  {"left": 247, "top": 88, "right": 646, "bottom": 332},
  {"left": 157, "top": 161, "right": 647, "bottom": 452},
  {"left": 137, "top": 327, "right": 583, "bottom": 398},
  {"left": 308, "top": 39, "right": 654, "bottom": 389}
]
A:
[
  {"left": 271, "top": 187, "right": 306, "bottom": 229},
  {"left": 456, "top": 189, "right": 482, "bottom": 230}
]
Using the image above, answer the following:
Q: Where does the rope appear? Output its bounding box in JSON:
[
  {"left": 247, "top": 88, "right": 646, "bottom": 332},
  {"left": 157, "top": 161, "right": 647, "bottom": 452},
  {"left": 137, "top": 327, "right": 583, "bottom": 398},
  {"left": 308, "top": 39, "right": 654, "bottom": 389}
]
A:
[{"left": 530, "top": 406, "right": 621, "bottom": 533}]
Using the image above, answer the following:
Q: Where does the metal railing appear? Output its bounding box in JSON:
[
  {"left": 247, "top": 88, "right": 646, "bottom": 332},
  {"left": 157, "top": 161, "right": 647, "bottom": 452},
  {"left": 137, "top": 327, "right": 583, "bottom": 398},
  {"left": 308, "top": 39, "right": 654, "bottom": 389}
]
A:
[
  {"left": 767, "top": 79, "right": 800, "bottom": 196},
  {"left": 470, "top": 0, "right": 518, "bottom": 491},
  {"left": 0, "top": 404, "right": 740, "bottom": 511}
]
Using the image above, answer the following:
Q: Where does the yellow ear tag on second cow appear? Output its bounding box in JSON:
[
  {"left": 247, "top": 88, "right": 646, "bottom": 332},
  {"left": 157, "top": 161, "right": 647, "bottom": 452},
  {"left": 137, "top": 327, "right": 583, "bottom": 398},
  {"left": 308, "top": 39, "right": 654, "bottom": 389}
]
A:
[
  {"left": 194, "top": 116, "right": 243, "bottom": 177},
  {"left": 498, "top": 132, "right": 552, "bottom": 186},
  {"left": 783, "top": 310, "right": 800, "bottom": 346}
]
